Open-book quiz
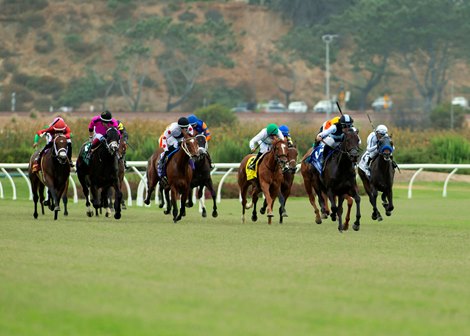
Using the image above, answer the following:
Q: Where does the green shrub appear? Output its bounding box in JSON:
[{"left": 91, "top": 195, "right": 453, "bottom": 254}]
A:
[
  {"left": 34, "top": 31, "right": 55, "bottom": 54},
  {"left": 430, "top": 103, "right": 466, "bottom": 129},
  {"left": 429, "top": 135, "right": 470, "bottom": 163},
  {"left": 193, "top": 104, "right": 237, "bottom": 127},
  {"left": 63, "top": 34, "right": 93, "bottom": 54}
]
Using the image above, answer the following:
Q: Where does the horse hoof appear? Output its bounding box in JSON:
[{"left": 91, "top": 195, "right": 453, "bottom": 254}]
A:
[
  {"left": 315, "top": 218, "right": 322, "bottom": 224},
  {"left": 44, "top": 200, "right": 49, "bottom": 206},
  {"left": 267, "top": 213, "right": 274, "bottom": 218},
  {"left": 251, "top": 216, "right": 258, "bottom": 222},
  {"left": 353, "top": 224, "right": 360, "bottom": 231},
  {"left": 86, "top": 211, "right": 93, "bottom": 217},
  {"left": 321, "top": 214, "right": 328, "bottom": 219},
  {"left": 378, "top": 216, "right": 383, "bottom": 222},
  {"left": 259, "top": 208, "right": 266, "bottom": 215},
  {"left": 386, "top": 211, "right": 392, "bottom": 216},
  {"left": 33, "top": 213, "right": 38, "bottom": 219},
  {"left": 372, "top": 214, "right": 377, "bottom": 220},
  {"left": 159, "top": 204, "right": 164, "bottom": 209},
  {"left": 144, "top": 199, "right": 150, "bottom": 205},
  {"left": 114, "top": 213, "right": 121, "bottom": 220},
  {"left": 202, "top": 211, "right": 207, "bottom": 218},
  {"left": 164, "top": 210, "right": 170, "bottom": 215},
  {"left": 212, "top": 211, "right": 218, "bottom": 218},
  {"left": 281, "top": 212, "right": 288, "bottom": 217}
]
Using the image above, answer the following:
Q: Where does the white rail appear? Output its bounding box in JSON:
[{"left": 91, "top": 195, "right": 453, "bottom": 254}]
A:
[{"left": 1, "top": 163, "right": 469, "bottom": 203}]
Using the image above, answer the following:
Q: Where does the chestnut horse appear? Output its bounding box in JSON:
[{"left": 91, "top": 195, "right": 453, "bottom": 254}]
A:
[
  {"left": 76, "top": 127, "right": 123, "bottom": 219},
  {"left": 143, "top": 147, "right": 163, "bottom": 207},
  {"left": 28, "top": 134, "right": 71, "bottom": 220},
  {"left": 358, "top": 135, "right": 396, "bottom": 221},
  {"left": 238, "top": 138, "right": 289, "bottom": 224},
  {"left": 161, "top": 132, "right": 200, "bottom": 223},
  {"left": 260, "top": 143, "right": 298, "bottom": 223}
]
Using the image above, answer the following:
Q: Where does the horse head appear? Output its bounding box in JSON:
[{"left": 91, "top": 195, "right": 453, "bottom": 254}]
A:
[
  {"left": 105, "top": 127, "right": 121, "bottom": 155},
  {"left": 53, "top": 134, "right": 69, "bottom": 164},
  {"left": 286, "top": 144, "right": 298, "bottom": 173},
  {"left": 180, "top": 132, "right": 201, "bottom": 160},
  {"left": 341, "top": 129, "right": 361, "bottom": 163},
  {"left": 378, "top": 135, "right": 394, "bottom": 161},
  {"left": 194, "top": 134, "right": 208, "bottom": 161},
  {"left": 272, "top": 138, "right": 289, "bottom": 171}
]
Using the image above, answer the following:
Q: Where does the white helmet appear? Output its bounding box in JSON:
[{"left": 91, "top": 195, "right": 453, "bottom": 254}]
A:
[{"left": 375, "top": 124, "right": 388, "bottom": 135}]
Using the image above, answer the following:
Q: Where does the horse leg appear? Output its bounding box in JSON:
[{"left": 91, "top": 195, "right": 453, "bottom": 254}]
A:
[
  {"left": 352, "top": 191, "right": 362, "bottom": 231},
  {"left": 164, "top": 187, "right": 171, "bottom": 215},
  {"left": 260, "top": 199, "right": 267, "bottom": 215},
  {"left": 47, "top": 188, "right": 61, "bottom": 220},
  {"left": 38, "top": 183, "right": 45, "bottom": 215},
  {"left": 337, "top": 195, "right": 345, "bottom": 232},
  {"left": 144, "top": 170, "right": 157, "bottom": 206},
  {"left": 343, "top": 196, "right": 353, "bottom": 231},
  {"left": 240, "top": 183, "right": 249, "bottom": 223},
  {"left": 158, "top": 183, "right": 165, "bottom": 208},
  {"left": 197, "top": 186, "right": 207, "bottom": 218},
  {"left": 206, "top": 180, "right": 218, "bottom": 218},
  {"left": 63, "top": 195, "right": 68, "bottom": 216},
  {"left": 113, "top": 185, "right": 122, "bottom": 220},
  {"left": 319, "top": 192, "right": 330, "bottom": 219},
  {"left": 251, "top": 192, "right": 259, "bottom": 222},
  {"left": 383, "top": 190, "right": 394, "bottom": 216},
  {"left": 260, "top": 181, "right": 274, "bottom": 219},
  {"left": 171, "top": 188, "right": 179, "bottom": 223},
  {"left": 303, "top": 179, "right": 322, "bottom": 224},
  {"left": 31, "top": 180, "right": 39, "bottom": 219},
  {"left": 186, "top": 187, "right": 194, "bottom": 208},
  {"left": 90, "top": 186, "right": 101, "bottom": 216},
  {"left": 328, "top": 192, "right": 338, "bottom": 222},
  {"left": 177, "top": 187, "right": 189, "bottom": 221}
]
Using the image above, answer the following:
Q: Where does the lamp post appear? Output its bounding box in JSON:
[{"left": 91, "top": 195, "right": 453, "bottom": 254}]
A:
[{"left": 322, "top": 34, "right": 338, "bottom": 119}]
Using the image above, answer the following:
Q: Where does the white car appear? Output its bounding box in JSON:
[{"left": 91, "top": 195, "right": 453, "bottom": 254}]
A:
[
  {"left": 451, "top": 96, "right": 468, "bottom": 109},
  {"left": 313, "top": 100, "right": 338, "bottom": 113},
  {"left": 372, "top": 96, "right": 393, "bottom": 111},
  {"left": 288, "top": 101, "right": 308, "bottom": 113}
]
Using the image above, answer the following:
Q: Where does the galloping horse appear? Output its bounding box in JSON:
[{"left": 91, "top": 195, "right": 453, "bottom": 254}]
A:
[
  {"left": 260, "top": 143, "right": 298, "bottom": 223},
  {"left": 238, "top": 138, "right": 289, "bottom": 224},
  {"left": 76, "top": 127, "right": 123, "bottom": 219},
  {"left": 143, "top": 147, "right": 163, "bottom": 207},
  {"left": 28, "top": 134, "right": 70, "bottom": 220},
  {"left": 161, "top": 131, "right": 200, "bottom": 223},
  {"left": 358, "top": 135, "right": 396, "bottom": 221},
  {"left": 188, "top": 134, "right": 218, "bottom": 218},
  {"left": 303, "top": 129, "right": 361, "bottom": 232}
]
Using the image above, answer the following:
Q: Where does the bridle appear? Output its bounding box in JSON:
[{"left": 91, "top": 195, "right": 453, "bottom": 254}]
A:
[
  {"left": 105, "top": 127, "right": 120, "bottom": 155},
  {"left": 180, "top": 136, "right": 200, "bottom": 160},
  {"left": 336, "top": 129, "right": 361, "bottom": 163},
  {"left": 267, "top": 139, "right": 289, "bottom": 171},
  {"left": 378, "top": 135, "right": 393, "bottom": 161},
  {"left": 53, "top": 134, "right": 68, "bottom": 164}
]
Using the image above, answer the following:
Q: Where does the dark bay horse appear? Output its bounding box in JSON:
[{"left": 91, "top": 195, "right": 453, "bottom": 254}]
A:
[
  {"left": 238, "top": 138, "right": 289, "bottom": 224},
  {"left": 76, "top": 127, "right": 123, "bottom": 219},
  {"left": 305, "top": 129, "right": 362, "bottom": 232},
  {"left": 358, "top": 135, "right": 396, "bottom": 221},
  {"left": 28, "top": 134, "right": 70, "bottom": 220},
  {"left": 188, "top": 134, "right": 218, "bottom": 218},
  {"left": 162, "top": 132, "right": 200, "bottom": 223},
  {"left": 260, "top": 143, "right": 298, "bottom": 223}
]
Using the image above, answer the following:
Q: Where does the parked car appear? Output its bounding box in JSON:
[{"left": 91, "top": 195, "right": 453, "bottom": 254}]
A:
[
  {"left": 230, "top": 106, "right": 251, "bottom": 113},
  {"left": 313, "top": 100, "right": 338, "bottom": 113},
  {"left": 288, "top": 101, "right": 308, "bottom": 113},
  {"left": 372, "top": 96, "right": 393, "bottom": 112},
  {"left": 261, "top": 100, "right": 286, "bottom": 113},
  {"left": 451, "top": 96, "right": 469, "bottom": 109}
]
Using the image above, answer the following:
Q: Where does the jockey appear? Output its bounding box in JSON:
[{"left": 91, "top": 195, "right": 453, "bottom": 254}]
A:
[
  {"left": 315, "top": 114, "right": 354, "bottom": 163},
  {"left": 157, "top": 117, "right": 194, "bottom": 180},
  {"left": 86, "top": 110, "right": 120, "bottom": 159},
  {"left": 187, "top": 114, "right": 211, "bottom": 142},
  {"left": 32, "top": 117, "right": 73, "bottom": 172},
  {"left": 279, "top": 125, "right": 294, "bottom": 147},
  {"left": 359, "top": 124, "right": 391, "bottom": 175},
  {"left": 248, "top": 123, "right": 285, "bottom": 170}
]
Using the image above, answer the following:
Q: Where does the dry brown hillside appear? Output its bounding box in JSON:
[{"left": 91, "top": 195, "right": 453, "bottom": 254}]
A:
[{"left": 0, "top": 1, "right": 326, "bottom": 112}]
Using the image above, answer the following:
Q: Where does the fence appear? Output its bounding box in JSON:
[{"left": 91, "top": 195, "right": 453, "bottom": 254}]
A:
[{"left": 1, "top": 163, "right": 470, "bottom": 204}]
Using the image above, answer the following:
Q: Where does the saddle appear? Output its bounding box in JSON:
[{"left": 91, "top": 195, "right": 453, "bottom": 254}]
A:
[{"left": 245, "top": 153, "right": 267, "bottom": 180}]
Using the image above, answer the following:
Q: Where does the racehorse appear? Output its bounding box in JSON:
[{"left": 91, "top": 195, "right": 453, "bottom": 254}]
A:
[
  {"left": 358, "top": 134, "right": 395, "bottom": 221},
  {"left": 303, "top": 129, "right": 362, "bottom": 232},
  {"left": 76, "top": 127, "right": 123, "bottom": 219},
  {"left": 28, "top": 134, "right": 71, "bottom": 220},
  {"left": 301, "top": 147, "right": 355, "bottom": 227},
  {"left": 143, "top": 147, "right": 164, "bottom": 207},
  {"left": 161, "top": 131, "right": 201, "bottom": 223},
  {"left": 260, "top": 143, "right": 298, "bottom": 223},
  {"left": 238, "top": 138, "right": 289, "bottom": 224},
  {"left": 187, "top": 134, "right": 218, "bottom": 218}
]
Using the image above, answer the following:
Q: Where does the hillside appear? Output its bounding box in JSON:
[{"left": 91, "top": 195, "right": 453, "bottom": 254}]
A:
[{"left": 0, "top": 1, "right": 327, "bottom": 113}]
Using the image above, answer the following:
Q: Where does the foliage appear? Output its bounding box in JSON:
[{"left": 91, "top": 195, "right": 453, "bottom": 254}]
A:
[
  {"left": 55, "top": 70, "right": 107, "bottom": 108},
  {"left": 63, "top": 34, "right": 94, "bottom": 54},
  {"left": 193, "top": 104, "right": 237, "bottom": 128},
  {"left": 34, "top": 32, "right": 55, "bottom": 54},
  {"left": 430, "top": 103, "right": 466, "bottom": 129},
  {"left": 429, "top": 136, "right": 470, "bottom": 164}
]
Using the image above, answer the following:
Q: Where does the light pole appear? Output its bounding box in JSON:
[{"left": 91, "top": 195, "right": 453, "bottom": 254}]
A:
[{"left": 322, "top": 34, "right": 338, "bottom": 119}]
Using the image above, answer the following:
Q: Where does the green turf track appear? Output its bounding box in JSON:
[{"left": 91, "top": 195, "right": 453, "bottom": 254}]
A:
[{"left": 1, "top": 184, "right": 469, "bottom": 336}]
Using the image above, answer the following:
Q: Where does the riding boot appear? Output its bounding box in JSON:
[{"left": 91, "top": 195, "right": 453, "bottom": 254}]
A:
[
  {"left": 248, "top": 152, "right": 262, "bottom": 170},
  {"left": 157, "top": 151, "right": 168, "bottom": 178},
  {"left": 33, "top": 142, "right": 52, "bottom": 172},
  {"left": 67, "top": 142, "right": 74, "bottom": 167}
]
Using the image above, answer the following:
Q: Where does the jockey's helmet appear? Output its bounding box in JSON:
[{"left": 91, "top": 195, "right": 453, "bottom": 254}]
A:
[
  {"left": 375, "top": 124, "right": 388, "bottom": 136},
  {"left": 53, "top": 119, "right": 66, "bottom": 131},
  {"left": 187, "top": 114, "right": 198, "bottom": 126},
  {"left": 101, "top": 110, "right": 113, "bottom": 122},
  {"left": 339, "top": 114, "right": 354, "bottom": 128},
  {"left": 266, "top": 123, "right": 279, "bottom": 136},
  {"left": 178, "top": 117, "right": 190, "bottom": 129},
  {"left": 279, "top": 125, "right": 289, "bottom": 136}
]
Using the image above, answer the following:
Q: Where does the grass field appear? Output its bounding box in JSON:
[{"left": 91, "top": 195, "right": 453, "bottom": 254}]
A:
[{"left": 1, "top": 183, "right": 470, "bottom": 335}]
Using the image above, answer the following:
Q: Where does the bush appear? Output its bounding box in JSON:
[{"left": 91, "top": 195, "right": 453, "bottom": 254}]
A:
[
  {"left": 34, "top": 31, "right": 55, "bottom": 54},
  {"left": 430, "top": 103, "right": 466, "bottom": 129},
  {"left": 193, "top": 104, "right": 237, "bottom": 127},
  {"left": 63, "top": 34, "right": 94, "bottom": 54}
]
